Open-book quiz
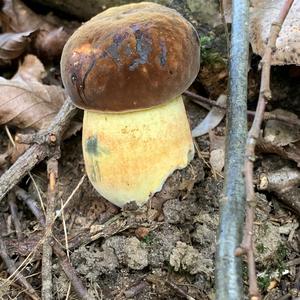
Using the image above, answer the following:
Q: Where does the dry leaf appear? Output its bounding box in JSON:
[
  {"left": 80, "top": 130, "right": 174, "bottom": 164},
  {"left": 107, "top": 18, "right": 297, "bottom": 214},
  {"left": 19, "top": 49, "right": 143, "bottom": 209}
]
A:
[
  {"left": 250, "top": 0, "right": 300, "bottom": 65},
  {"left": 0, "top": 148, "right": 12, "bottom": 169},
  {"left": 192, "top": 95, "right": 227, "bottom": 137},
  {"left": 9, "top": 141, "right": 29, "bottom": 163},
  {"left": 12, "top": 53, "right": 46, "bottom": 82},
  {"left": 0, "top": 0, "right": 43, "bottom": 32},
  {"left": 260, "top": 109, "right": 300, "bottom": 166},
  {"left": 0, "top": 0, "right": 75, "bottom": 59},
  {"left": 264, "top": 109, "right": 300, "bottom": 146},
  {"left": 209, "top": 129, "right": 226, "bottom": 172},
  {"left": 34, "top": 26, "right": 72, "bottom": 59},
  {"left": 210, "top": 149, "right": 225, "bottom": 173},
  {"left": 0, "top": 31, "right": 33, "bottom": 63},
  {"left": 257, "top": 140, "right": 300, "bottom": 167},
  {"left": 0, "top": 54, "right": 66, "bottom": 130},
  {"left": 223, "top": 1, "right": 300, "bottom": 65}
]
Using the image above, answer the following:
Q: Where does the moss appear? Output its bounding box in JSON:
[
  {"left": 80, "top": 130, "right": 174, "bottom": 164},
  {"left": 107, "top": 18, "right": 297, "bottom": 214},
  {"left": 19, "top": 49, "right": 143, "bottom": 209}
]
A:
[
  {"left": 256, "top": 243, "right": 288, "bottom": 292},
  {"left": 142, "top": 234, "right": 154, "bottom": 245},
  {"left": 200, "top": 34, "right": 226, "bottom": 66},
  {"left": 258, "top": 273, "right": 271, "bottom": 291},
  {"left": 256, "top": 243, "right": 266, "bottom": 254},
  {"left": 274, "top": 243, "right": 288, "bottom": 273}
]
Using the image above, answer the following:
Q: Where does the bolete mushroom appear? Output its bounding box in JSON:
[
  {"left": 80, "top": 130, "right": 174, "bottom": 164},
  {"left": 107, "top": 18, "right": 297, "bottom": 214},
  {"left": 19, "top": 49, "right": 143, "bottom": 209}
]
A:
[{"left": 60, "top": 2, "right": 200, "bottom": 207}]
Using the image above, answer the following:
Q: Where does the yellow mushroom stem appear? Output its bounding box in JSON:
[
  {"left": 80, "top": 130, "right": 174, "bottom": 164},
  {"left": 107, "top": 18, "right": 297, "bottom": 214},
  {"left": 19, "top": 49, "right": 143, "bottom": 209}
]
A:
[{"left": 82, "top": 95, "right": 194, "bottom": 207}]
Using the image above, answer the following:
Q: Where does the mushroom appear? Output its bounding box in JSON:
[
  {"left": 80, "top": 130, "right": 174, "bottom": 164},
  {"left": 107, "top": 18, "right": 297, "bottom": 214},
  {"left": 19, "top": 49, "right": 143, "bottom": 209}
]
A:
[{"left": 60, "top": 2, "right": 200, "bottom": 207}]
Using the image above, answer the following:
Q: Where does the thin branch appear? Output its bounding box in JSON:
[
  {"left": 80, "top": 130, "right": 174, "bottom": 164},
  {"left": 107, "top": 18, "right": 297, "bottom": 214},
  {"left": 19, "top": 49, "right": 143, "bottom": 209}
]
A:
[
  {"left": 53, "top": 245, "right": 92, "bottom": 300},
  {"left": 235, "top": 1, "right": 295, "bottom": 299},
  {"left": 16, "top": 180, "right": 94, "bottom": 300},
  {"left": 0, "top": 236, "right": 40, "bottom": 300},
  {"left": 14, "top": 187, "right": 46, "bottom": 226},
  {"left": 7, "top": 192, "right": 23, "bottom": 240},
  {"left": 123, "top": 281, "right": 149, "bottom": 298},
  {"left": 215, "top": 0, "right": 249, "bottom": 299},
  {"left": 41, "top": 158, "right": 58, "bottom": 300},
  {"left": 0, "top": 97, "right": 77, "bottom": 202},
  {"left": 185, "top": 90, "right": 300, "bottom": 127},
  {"left": 165, "top": 279, "right": 196, "bottom": 300},
  {"left": 184, "top": 91, "right": 226, "bottom": 109}
]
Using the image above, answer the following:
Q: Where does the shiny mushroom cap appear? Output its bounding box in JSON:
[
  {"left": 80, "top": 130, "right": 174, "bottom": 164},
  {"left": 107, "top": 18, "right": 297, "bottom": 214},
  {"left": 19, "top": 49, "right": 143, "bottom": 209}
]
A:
[{"left": 60, "top": 2, "right": 200, "bottom": 112}]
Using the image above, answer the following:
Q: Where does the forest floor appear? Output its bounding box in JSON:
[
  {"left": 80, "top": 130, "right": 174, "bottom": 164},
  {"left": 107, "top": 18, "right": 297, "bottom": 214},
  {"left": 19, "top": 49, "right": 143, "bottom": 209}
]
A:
[{"left": 0, "top": 1, "right": 299, "bottom": 299}]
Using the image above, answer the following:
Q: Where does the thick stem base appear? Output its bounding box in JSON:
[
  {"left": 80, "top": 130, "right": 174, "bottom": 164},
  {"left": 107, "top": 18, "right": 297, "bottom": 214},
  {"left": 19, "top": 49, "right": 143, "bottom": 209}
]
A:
[{"left": 82, "top": 96, "right": 194, "bottom": 207}]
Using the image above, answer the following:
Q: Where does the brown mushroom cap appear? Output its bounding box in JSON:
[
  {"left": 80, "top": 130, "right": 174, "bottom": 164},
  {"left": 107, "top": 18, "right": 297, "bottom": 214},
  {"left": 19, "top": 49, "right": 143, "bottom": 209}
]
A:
[{"left": 60, "top": 2, "right": 200, "bottom": 112}]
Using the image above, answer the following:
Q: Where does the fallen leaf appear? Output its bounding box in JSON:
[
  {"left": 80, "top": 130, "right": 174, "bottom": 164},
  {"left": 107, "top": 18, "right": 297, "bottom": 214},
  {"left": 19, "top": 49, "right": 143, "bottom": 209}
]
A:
[
  {"left": 9, "top": 140, "right": 29, "bottom": 163},
  {"left": 0, "top": 54, "right": 66, "bottom": 130},
  {"left": 257, "top": 139, "right": 300, "bottom": 168},
  {"left": 0, "top": 0, "right": 76, "bottom": 59},
  {"left": 210, "top": 148, "right": 225, "bottom": 173},
  {"left": 0, "top": 148, "right": 12, "bottom": 169},
  {"left": 258, "top": 166, "right": 300, "bottom": 193},
  {"left": 0, "top": 0, "right": 43, "bottom": 32},
  {"left": 192, "top": 95, "right": 227, "bottom": 137},
  {"left": 0, "top": 31, "right": 34, "bottom": 64},
  {"left": 250, "top": 0, "right": 300, "bottom": 65},
  {"left": 135, "top": 227, "right": 150, "bottom": 239},
  {"left": 12, "top": 53, "right": 46, "bottom": 82},
  {"left": 223, "top": 1, "right": 300, "bottom": 65},
  {"left": 259, "top": 109, "right": 300, "bottom": 166},
  {"left": 34, "top": 26, "right": 72, "bottom": 59},
  {"left": 209, "top": 129, "right": 226, "bottom": 173},
  {"left": 264, "top": 109, "right": 300, "bottom": 146}
]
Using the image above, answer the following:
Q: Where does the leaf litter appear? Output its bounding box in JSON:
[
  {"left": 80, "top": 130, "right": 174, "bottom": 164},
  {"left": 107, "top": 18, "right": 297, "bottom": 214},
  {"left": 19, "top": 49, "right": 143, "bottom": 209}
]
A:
[
  {"left": 0, "top": 0, "right": 299, "bottom": 299},
  {"left": 0, "top": 54, "right": 66, "bottom": 130}
]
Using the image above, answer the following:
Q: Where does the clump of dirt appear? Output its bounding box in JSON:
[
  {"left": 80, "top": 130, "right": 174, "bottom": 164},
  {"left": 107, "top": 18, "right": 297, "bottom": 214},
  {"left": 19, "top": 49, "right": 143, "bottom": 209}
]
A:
[
  {"left": 147, "top": 224, "right": 183, "bottom": 268},
  {"left": 170, "top": 241, "right": 214, "bottom": 275},
  {"left": 71, "top": 244, "right": 119, "bottom": 280},
  {"left": 105, "top": 236, "right": 149, "bottom": 270}
]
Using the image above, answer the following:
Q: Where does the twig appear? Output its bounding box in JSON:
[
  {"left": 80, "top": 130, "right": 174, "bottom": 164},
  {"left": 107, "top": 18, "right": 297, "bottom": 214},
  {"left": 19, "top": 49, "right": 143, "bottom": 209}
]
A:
[
  {"left": 219, "top": 0, "right": 230, "bottom": 57},
  {"left": 184, "top": 91, "right": 226, "bottom": 109},
  {"left": 53, "top": 245, "right": 92, "bottom": 300},
  {"left": 0, "top": 236, "right": 40, "bottom": 300},
  {"left": 123, "top": 281, "right": 149, "bottom": 298},
  {"left": 215, "top": 0, "right": 249, "bottom": 299},
  {"left": 28, "top": 173, "right": 46, "bottom": 215},
  {"left": 61, "top": 199, "right": 70, "bottom": 260},
  {"left": 7, "top": 192, "right": 23, "bottom": 240},
  {"left": 277, "top": 294, "right": 292, "bottom": 300},
  {"left": 0, "top": 97, "right": 77, "bottom": 202},
  {"left": 286, "top": 257, "right": 300, "bottom": 267},
  {"left": 235, "top": 1, "right": 295, "bottom": 299},
  {"left": 5, "top": 125, "right": 47, "bottom": 217},
  {"left": 42, "top": 158, "right": 58, "bottom": 300},
  {"left": 16, "top": 179, "right": 94, "bottom": 300},
  {"left": 1, "top": 279, "right": 41, "bottom": 300},
  {"left": 185, "top": 90, "right": 300, "bottom": 127},
  {"left": 165, "top": 279, "right": 196, "bottom": 300},
  {"left": 14, "top": 187, "right": 46, "bottom": 226}
]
